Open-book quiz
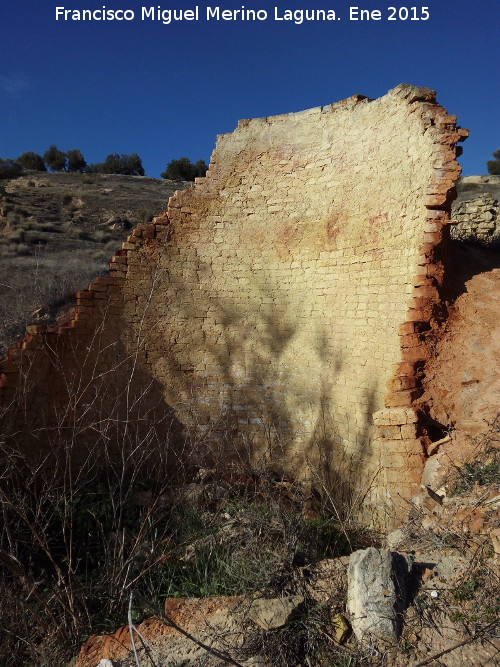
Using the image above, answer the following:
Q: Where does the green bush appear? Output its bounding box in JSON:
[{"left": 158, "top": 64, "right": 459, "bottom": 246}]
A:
[
  {"left": 88, "top": 153, "right": 145, "bottom": 176},
  {"left": 66, "top": 149, "right": 87, "bottom": 173},
  {"left": 451, "top": 456, "right": 500, "bottom": 494}
]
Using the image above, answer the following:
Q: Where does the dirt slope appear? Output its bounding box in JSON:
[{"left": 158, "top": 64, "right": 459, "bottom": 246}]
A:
[{"left": 423, "top": 241, "right": 500, "bottom": 463}]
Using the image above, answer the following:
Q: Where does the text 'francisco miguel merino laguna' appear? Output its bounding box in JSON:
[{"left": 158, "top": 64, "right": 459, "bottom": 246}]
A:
[
  {"left": 55, "top": 6, "right": 341, "bottom": 24},
  {"left": 55, "top": 6, "right": 431, "bottom": 23}
]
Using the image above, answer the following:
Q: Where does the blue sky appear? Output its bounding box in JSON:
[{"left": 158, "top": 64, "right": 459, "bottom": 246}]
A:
[{"left": 1, "top": 1, "right": 498, "bottom": 177}]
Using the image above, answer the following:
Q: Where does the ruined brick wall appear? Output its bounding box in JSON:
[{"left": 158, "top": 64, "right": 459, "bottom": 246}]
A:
[{"left": 0, "top": 85, "right": 466, "bottom": 517}]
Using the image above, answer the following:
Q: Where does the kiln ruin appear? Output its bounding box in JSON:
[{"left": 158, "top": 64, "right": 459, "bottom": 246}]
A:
[{"left": 0, "top": 84, "right": 468, "bottom": 521}]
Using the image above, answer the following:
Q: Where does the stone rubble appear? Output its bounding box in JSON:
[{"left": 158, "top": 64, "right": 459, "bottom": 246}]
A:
[{"left": 451, "top": 194, "right": 499, "bottom": 247}]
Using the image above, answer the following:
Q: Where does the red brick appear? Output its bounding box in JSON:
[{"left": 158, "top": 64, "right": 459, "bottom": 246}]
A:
[
  {"left": 402, "top": 346, "right": 428, "bottom": 362},
  {"left": 413, "top": 321, "right": 431, "bottom": 333},
  {"left": 398, "top": 322, "right": 416, "bottom": 335},
  {"left": 413, "top": 285, "right": 439, "bottom": 299},
  {"left": 387, "top": 376, "right": 418, "bottom": 391},
  {"left": 385, "top": 389, "right": 422, "bottom": 407},
  {"left": 393, "top": 361, "right": 419, "bottom": 375},
  {"left": 406, "top": 309, "right": 426, "bottom": 322},
  {"left": 95, "top": 277, "right": 124, "bottom": 286},
  {"left": 399, "top": 333, "right": 422, "bottom": 348},
  {"left": 425, "top": 195, "right": 446, "bottom": 208},
  {"left": 412, "top": 273, "right": 429, "bottom": 286},
  {"left": 407, "top": 297, "right": 433, "bottom": 311},
  {"left": 25, "top": 325, "right": 47, "bottom": 334},
  {"left": 424, "top": 222, "right": 441, "bottom": 233},
  {"left": 423, "top": 231, "right": 442, "bottom": 244},
  {"left": 109, "top": 270, "right": 127, "bottom": 279},
  {"left": 420, "top": 242, "right": 436, "bottom": 257}
]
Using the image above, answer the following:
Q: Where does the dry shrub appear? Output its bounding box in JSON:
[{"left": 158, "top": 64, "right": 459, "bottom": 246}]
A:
[
  {"left": 0, "top": 352, "right": 377, "bottom": 666},
  {"left": 0, "top": 257, "right": 381, "bottom": 667}
]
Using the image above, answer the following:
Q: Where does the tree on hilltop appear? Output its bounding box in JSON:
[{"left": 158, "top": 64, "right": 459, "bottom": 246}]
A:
[
  {"left": 194, "top": 159, "right": 208, "bottom": 178},
  {"left": 88, "top": 153, "right": 145, "bottom": 176},
  {"left": 487, "top": 149, "right": 500, "bottom": 175},
  {"left": 67, "top": 149, "right": 87, "bottom": 173},
  {"left": 43, "top": 145, "right": 67, "bottom": 172},
  {"left": 101, "top": 153, "right": 124, "bottom": 174},
  {"left": 17, "top": 152, "right": 46, "bottom": 171},
  {"left": 126, "top": 153, "right": 145, "bottom": 176},
  {"left": 161, "top": 157, "right": 207, "bottom": 181}
]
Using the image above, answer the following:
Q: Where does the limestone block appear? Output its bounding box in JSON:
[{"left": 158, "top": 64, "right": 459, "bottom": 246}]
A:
[{"left": 347, "top": 548, "right": 411, "bottom": 643}]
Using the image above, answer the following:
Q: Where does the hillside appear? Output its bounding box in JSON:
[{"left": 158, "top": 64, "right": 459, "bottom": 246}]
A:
[{"left": 0, "top": 171, "right": 190, "bottom": 350}]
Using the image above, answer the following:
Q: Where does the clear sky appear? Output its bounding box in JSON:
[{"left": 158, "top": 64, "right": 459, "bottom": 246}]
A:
[{"left": 1, "top": 1, "right": 498, "bottom": 177}]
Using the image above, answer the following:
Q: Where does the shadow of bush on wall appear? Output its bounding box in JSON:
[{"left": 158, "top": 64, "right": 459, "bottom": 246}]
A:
[{"left": 121, "top": 257, "right": 380, "bottom": 510}]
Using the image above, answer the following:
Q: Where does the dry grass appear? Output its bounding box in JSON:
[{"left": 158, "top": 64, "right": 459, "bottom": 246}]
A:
[
  {"left": 0, "top": 338, "right": 377, "bottom": 666},
  {"left": 0, "top": 452, "right": 374, "bottom": 665}
]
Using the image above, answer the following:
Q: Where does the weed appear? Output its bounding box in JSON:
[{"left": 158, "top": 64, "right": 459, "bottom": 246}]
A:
[
  {"left": 451, "top": 415, "right": 500, "bottom": 495},
  {"left": 38, "top": 222, "right": 62, "bottom": 233},
  {"left": 299, "top": 515, "right": 351, "bottom": 562},
  {"left": 8, "top": 228, "right": 25, "bottom": 243},
  {"left": 14, "top": 243, "right": 30, "bottom": 255},
  {"left": 0, "top": 251, "right": 108, "bottom": 351},
  {"left": 451, "top": 455, "right": 500, "bottom": 495},
  {"left": 452, "top": 577, "right": 480, "bottom": 601}
]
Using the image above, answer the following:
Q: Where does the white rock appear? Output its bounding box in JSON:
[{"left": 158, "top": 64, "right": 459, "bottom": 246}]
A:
[{"left": 347, "top": 548, "right": 410, "bottom": 643}]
